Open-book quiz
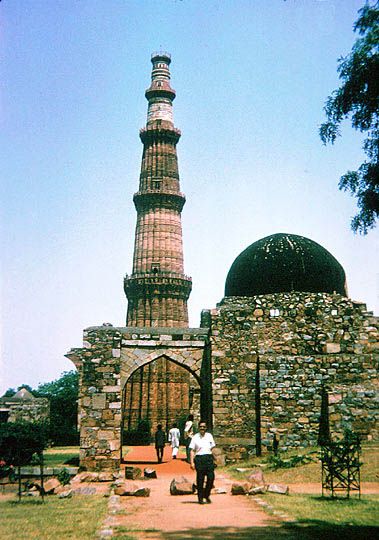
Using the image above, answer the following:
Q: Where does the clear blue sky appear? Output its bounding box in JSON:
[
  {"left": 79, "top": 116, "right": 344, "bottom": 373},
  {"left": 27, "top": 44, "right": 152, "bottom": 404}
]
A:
[{"left": 1, "top": 0, "right": 378, "bottom": 394}]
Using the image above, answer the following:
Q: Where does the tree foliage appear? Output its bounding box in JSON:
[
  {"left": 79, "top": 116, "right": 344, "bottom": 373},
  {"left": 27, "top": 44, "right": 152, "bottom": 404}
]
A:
[
  {"left": 0, "top": 422, "right": 48, "bottom": 466},
  {"left": 2, "top": 388, "right": 16, "bottom": 398},
  {"left": 36, "top": 371, "right": 79, "bottom": 446},
  {"left": 320, "top": 2, "right": 379, "bottom": 233}
]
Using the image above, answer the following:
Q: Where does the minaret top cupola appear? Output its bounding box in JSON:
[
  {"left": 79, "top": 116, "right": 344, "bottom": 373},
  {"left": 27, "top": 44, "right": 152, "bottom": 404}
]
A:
[{"left": 145, "top": 52, "right": 176, "bottom": 126}]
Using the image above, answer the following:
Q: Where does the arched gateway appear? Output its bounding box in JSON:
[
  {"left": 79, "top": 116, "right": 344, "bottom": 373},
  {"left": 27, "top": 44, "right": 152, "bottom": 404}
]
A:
[{"left": 66, "top": 326, "right": 210, "bottom": 471}]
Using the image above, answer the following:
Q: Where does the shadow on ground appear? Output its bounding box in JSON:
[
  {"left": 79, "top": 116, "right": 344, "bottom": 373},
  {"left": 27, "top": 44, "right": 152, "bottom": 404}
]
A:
[{"left": 115, "top": 522, "right": 378, "bottom": 540}]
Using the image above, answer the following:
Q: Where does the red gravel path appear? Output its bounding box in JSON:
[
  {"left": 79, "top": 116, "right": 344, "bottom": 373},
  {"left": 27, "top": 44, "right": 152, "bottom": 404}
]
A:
[{"left": 117, "top": 445, "right": 275, "bottom": 537}]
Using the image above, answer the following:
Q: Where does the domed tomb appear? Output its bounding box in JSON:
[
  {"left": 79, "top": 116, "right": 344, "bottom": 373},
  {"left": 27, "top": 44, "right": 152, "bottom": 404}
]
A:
[{"left": 225, "top": 233, "right": 347, "bottom": 297}]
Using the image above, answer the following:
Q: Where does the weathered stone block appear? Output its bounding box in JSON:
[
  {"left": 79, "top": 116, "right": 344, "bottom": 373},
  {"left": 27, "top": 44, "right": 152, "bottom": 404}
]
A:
[
  {"left": 92, "top": 394, "right": 106, "bottom": 409},
  {"left": 170, "top": 477, "right": 195, "bottom": 495},
  {"left": 325, "top": 343, "right": 341, "bottom": 354},
  {"left": 267, "top": 483, "right": 289, "bottom": 495},
  {"left": 125, "top": 467, "right": 142, "bottom": 480}
]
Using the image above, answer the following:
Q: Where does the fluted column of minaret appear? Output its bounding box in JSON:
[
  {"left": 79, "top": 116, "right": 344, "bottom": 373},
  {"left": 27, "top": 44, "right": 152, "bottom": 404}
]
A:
[{"left": 124, "top": 53, "right": 192, "bottom": 327}]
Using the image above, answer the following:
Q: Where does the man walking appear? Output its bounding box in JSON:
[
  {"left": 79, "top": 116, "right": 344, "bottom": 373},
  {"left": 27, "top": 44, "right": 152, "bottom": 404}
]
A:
[
  {"left": 189, "top": 420, "right": 216, "bottom": 504},
  {"left": 154, "top": 424, "right": 166, "bottom": 463}
]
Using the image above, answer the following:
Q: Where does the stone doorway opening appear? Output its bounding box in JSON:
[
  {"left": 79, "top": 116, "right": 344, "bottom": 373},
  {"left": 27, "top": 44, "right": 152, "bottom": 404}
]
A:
[{"left": 121, "top": 354, "right": 201, "bottom": 461}]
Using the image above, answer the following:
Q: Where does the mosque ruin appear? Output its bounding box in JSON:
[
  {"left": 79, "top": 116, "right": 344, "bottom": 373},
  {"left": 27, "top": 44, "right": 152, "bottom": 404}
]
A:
[{"left": 66, "top": 53, "right": 378, "bottom": 471}]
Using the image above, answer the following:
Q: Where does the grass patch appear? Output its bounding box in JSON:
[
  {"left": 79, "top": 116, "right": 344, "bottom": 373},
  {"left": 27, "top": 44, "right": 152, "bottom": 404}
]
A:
[
  {"left": 0, "top": 494, "right": 108, "bottom": 540},
  {"left": 43, "top": 446, "right": 79, "bottom": 468},
  {"left": 224, "top": 442, "right": 379, "bottom": 484},
  {"left": 114, "top": 525, "right": 159, "bottom": 539},
  {"left": 265, "top": 493, "right": 379, "bottom": 527}
]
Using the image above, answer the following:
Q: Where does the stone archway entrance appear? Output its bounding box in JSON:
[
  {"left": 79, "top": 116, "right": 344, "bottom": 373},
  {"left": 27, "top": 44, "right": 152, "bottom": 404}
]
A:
[
  {"left": 66, "top": 325, "right": 210, "bottom": 471},
  {"left": 121, "top": 354, "right": 201, "bottom": 459}
]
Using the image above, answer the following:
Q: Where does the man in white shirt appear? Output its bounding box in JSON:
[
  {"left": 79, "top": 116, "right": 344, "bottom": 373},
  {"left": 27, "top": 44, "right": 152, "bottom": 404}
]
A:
[{"left": 189, "top": 420, "right": 216, "bottom": 504}]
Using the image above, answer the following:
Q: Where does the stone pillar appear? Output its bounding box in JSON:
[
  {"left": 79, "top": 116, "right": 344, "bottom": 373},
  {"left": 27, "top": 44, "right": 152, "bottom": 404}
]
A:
[{"left": 67, "top": 328, "right": 122, "bottom": 471}]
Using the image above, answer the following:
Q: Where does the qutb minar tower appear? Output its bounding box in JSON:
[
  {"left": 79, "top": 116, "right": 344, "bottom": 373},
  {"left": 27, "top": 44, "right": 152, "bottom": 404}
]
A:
[{"left": 124, "top": 52, "right": 192, "bottom": 327}]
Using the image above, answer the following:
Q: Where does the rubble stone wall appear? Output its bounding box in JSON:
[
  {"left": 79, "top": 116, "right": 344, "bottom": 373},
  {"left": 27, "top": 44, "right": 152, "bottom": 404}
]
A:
[
  {"left": 208, "top": 292, "right": 378, "bottom": 450},
  {"left": 0, "top": 398, "right": 50, "bottom": 424}
]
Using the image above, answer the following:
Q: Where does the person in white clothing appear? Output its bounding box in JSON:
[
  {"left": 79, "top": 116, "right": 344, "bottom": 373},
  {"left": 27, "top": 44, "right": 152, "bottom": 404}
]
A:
[
  {"left": 168, "top": 422, "right": 180, "bottom": 459},
  {"left": 189, "top": 420, "right": 216, "bottom": 504},
  {"left": 184, "top": 413, "right": 194, "bottom": 463}
]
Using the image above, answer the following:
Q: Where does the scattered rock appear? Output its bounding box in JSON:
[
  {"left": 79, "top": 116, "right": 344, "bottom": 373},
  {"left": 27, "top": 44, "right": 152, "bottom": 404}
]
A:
[
  {"left": 248, "top": 485, "right": 266, "bottom": 495},
  {"left": 170, "top": 477, "right": 195, "bottom": 495},
  {"left": 125, "top": 466, "right": 142, "bottom": 480},
  {"left": 113, "top": 478, "right": 125, "bottom": 486},
  {"left": 58, "top": 489, "right": 73, "bottom": 499},
  {"left": 43, "top": 478, "right": 62, "bottom": 494},
  {"left": 98, "top": 472, "right": 114, "bottom": 482},
  {"left": 267, "top": 483, "right": 289, "bottom": 495},
  {"left": 212, "top": 448, "right": 226, "bottom": 467},
  {"left": 144, "top": 468, "right": 157, "bottom": 479},
  {"left": 213, "top": 487, "right": 227, "bottom": 494},
  {"left": 55, "top": 484, "right": 71, "bottom": 495},
  {"left": 246, "top": 468, "right": 265, "bottom": 487},
  {"left": 231, "top": 482, "right": 252, "bottom": 495},
  {"left": 76, "top": 486, "right": 97, "bottom": 495},
  {"left": 114, "top": 481, "right": 150, "bottom": 497},
  {"left": 74, "top": 471, "right": 99, "bottom": 483},
  {"left": 22, "top": 490, "right": 39, "bottom": 497}
]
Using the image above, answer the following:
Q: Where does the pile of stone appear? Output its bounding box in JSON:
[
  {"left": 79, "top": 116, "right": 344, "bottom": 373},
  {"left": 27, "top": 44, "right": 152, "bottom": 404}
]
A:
[
  {"left": 23, "top": 477, "right": 73, "bottom": 498},
  {"left": 231, "top": 468, "right": 289, "bottom": 496},
  {"left": 73, "top": 471, "right": 121, "bottom": 482},
  {"left": 110, "top": 466, "right": 158, "bottom": 497}
]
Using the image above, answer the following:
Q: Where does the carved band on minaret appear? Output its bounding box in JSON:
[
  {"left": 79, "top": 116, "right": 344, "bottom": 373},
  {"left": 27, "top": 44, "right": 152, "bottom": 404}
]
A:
[{"left": 125, "top": 52, "right": 192, "bottom": 328}]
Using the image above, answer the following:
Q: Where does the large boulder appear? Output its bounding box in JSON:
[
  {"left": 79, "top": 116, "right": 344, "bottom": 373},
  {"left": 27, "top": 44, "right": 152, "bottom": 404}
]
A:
[
  {"left": 170, "top": 477, "right": 195, "bottom": 495},
  {"left": 114, "top": 481, "right": 150, "bottom": 497},
  {"left": 43, "top": 478, "right": 62, "bottom": 494}
]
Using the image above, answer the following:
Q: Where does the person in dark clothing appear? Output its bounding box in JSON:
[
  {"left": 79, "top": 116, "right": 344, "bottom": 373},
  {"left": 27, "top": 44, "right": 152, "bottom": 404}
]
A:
[{"left": 155, "top": 424, "right": 166, "bottom": 463}]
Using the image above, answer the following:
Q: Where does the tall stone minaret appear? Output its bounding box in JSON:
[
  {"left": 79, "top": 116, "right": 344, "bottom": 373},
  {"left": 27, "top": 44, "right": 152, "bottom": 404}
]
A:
[{"left": 124, "top": 53, "right": 192, "bottom": 327}]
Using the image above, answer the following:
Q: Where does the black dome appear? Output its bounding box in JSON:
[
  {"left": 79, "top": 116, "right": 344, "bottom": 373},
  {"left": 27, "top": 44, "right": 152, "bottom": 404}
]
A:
[{"left": 225, "top": 233, "right": 347, "bottom": 297}]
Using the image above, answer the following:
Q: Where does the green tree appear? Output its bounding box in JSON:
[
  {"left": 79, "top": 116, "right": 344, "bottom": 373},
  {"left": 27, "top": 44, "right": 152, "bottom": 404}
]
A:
[
  {"left": 320, "top": 2, "right": 379, "bottom": 234},
  {"left": 2, "top": 388, "right": 16, "bottom": 398},
  {"left": 0, "top": 421, "right": 48, "bottom": 466},
  {"left": 36, "top": 371, "right": 79, "bottom": 446}
]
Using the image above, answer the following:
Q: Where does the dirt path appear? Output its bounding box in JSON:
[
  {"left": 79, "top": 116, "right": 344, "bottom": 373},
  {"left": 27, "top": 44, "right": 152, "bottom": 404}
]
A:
[
  {"left": 111, "top": 445, "right": 276, "bottom": 538},
  {"left": 102, "top": 446, "right": 379, "bottom": 538}
]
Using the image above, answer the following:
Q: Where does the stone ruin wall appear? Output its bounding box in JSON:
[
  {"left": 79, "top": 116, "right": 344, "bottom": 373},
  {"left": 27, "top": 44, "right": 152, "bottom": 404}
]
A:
[
  {"left": 208, "top": 292, "right": 378, "bottom": 451},
  {"left": 67, "top": 326, "right": 207, "bottom": 471},
  {"left": 0, "top": 397, "right": 50, "bottom": 424}
]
